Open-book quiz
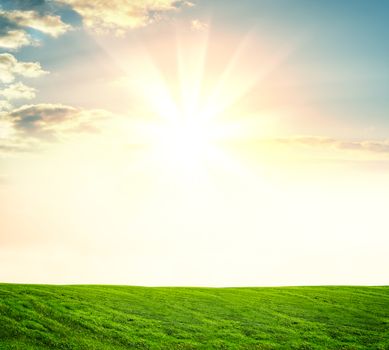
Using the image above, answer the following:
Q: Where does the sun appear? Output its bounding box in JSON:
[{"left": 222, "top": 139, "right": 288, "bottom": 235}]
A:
[
  {"left": 109, "top": 24, "right": 290, "bottom": 181},
  {"left": 155, "top": 119, "right": 211, "bottom": 162},
  {"left": 143, "top": 113, "right": 223, "bottom": 180}
]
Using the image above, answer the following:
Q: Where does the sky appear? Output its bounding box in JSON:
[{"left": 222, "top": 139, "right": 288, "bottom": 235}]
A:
[{"left": 0, "top": 0, "right": 388, "bottom": 286}]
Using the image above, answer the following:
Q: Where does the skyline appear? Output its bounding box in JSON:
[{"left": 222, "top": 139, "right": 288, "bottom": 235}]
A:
[{"left": 1, "top": 0, "right": 389, "bottom": 286}]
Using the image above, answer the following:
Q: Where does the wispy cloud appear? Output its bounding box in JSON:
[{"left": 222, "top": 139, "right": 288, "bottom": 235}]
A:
[
  {"left": 58, "top": 0, "right": 194, "bottom": 34},
  {"left": 1, "top": 103, "right": 111, "bottom": 147},
  {"left": 3, "top": 10, "right": 71, "bottom": 37},
  {"left": 0, "top": 102, "right": 113, "bottom": 157},
  {"left": 0, "top": 53, "right": 48, "bottom": 84},
  {"left": 191, "top": 19, "right": 208, "bottom": 32},
  {"left": 0, "top": 82, "right": 36, "bottom": 100},
  {"left": 0, "top": 100, "right": 12, "bottom": 111},
  {"left": 0, "top": 28, "right": 35, "bottom": 49},
  {"left": 269, "top": 136, "right": 389, "bottom": 155},
  {"left": 0, "top": 54, "right": 48, "bottom": 111},
  {"left": 0, "top": 9, "right": 70, "bottom": 49}
]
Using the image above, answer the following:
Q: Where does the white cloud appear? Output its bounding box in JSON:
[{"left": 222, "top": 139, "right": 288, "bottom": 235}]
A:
[
  {"left": 191, "top": 19, "right": 208, "bottom": 32},
  {"left": 3, "top": 10, "right": 71, "bottom": 37},
  {"left": 0, "top": 100, "right": 12, "bottom": 111},
  {"left": 0, "top": 117, "right": 13, "bottom": 138},
  {"left": 59, "top": 0, "right": 193, "bottom": 34},
  {"left": 0, "top": 53, "right": 48, "bottom": 84},
  {"left": 0, "top": 117, "right": 23, "bottom": 156},
  {"left": 0, "top": 54, "right": 47, "bottom": 106},
  {"left": 0, "top": 82, "right": 36, "bottom": 100},
  {"left": 0, "top": 9, "right": 70, "bottom": 50},
  {"left": 0, "top": 29, "right": 35, "bottom": 49}
]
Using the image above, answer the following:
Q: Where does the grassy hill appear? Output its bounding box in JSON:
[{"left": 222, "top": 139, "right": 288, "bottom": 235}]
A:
[{"left": 0, "top": 284, "right": 388, "bottom": 349}]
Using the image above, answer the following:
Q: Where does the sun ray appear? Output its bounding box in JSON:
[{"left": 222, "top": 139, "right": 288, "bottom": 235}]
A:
[
  {"left": 84, "top": 21, "right": 303, "bottom": 188},
  {"left": 175, "top": 20, "right": 210, "bottom": 121},
  {"left": 203, "top": 33, "right": 301, "bottom": 122}
]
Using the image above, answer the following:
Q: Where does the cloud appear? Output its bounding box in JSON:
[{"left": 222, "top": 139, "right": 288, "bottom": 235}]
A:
[
  {"left": 0, "top": 8, "right": 70, "bottom": 49},
  {"left": 336, "top": 140, "right": 389, "bottom": 154},
  {"left": 58, "top": 0, "right": 193, "bottom": 34},
  {"left": 0, "top": 29, "right": 35, "bottom": 49},
  {"left": 0, "top": 117, "right": 13, "bottom": 137},
  {"left": 0, "top": 54, "right": 47, "bottom": 109},
  {"left": 2, "top": 10, "right": 71, "bottom": 37},
  {"left": 0, "top": 103, "right": 112, "bottom": 156},
  {"left": 0, "top": 117, "right": 28, "bottom": 155},
  {"left": 0, "top": 82, "right": 36, "bottom": 100},
  {"left": 0, "top": 14, "right": 36, "bottom": 49},
  {"left": 0, "top": 138, "right": 39, "bottom": 156},
  {"left": 0, "top": 53, "right": 48, "bottom": 84},
  {"left": 191, "top": 19, "right": 208, "bottom": 32},
  {"left": 0, "top": 100, "right": 12, "bottom": 111},
  {"left": 271, "top": 136, "right": 389, "bottom": 155},
  {"left": 3, "top": 103, "right": 110, "bottom": 142}
]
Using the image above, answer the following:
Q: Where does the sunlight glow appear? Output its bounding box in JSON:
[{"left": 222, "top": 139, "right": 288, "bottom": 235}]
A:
[
  {"left": 152, "top": 118, "right": 213, "bottom": 163},
  {"left": 2, "top": 1, "right": 389, "bottom": 288},
  {"left": 112, "top": 25, "right": 292, "bottom": 179}
]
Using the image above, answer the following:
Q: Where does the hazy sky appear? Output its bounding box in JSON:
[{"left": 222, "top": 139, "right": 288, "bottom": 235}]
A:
[{"left": 0, "top": 0, "right": 388, "bottom": 286}]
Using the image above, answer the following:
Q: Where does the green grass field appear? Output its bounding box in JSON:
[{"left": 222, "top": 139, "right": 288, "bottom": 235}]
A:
[{"left": 0, "top": 284, "right": 388, "bottom": 349}]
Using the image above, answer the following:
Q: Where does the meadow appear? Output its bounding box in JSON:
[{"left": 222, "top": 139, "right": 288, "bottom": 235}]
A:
[{"left": 0, "top": 284, "right": 388, "bottom": 349}]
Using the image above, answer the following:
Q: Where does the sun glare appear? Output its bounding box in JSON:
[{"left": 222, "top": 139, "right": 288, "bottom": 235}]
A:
[
  {"left": 106, "top": 23, "right": 294, "bottom": 183},
  {"left": 141, "top": 114, "right": 220, "bottom": 181}
]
